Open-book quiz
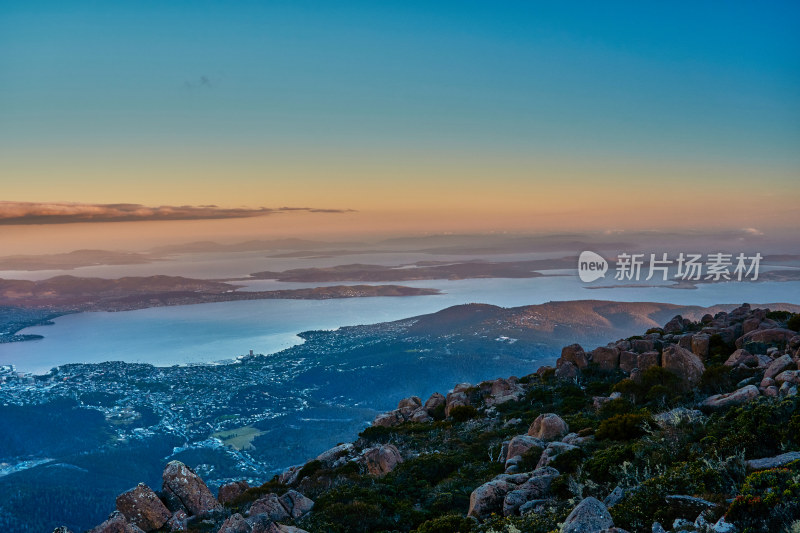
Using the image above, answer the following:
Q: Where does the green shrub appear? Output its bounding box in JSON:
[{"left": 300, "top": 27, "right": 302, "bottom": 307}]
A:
[
  {"left": 297, "top": 459, "right": 323, "bottom": 480},
  {"left": 549, "top": 447, "right": 584, "bottom": 474},
  {"left": 449, "top": 405, "right": 478, "bottom": 422},
  {"left": 599, "top": 398, "right": 635, "bottom": 419},
  {"left": 767, "top": 310, "right": 792, "bottom": 322},
  {"left": 700, "top": 365, "right": 735, "bottom": 394},
  {"left": 584, "top": 443, "right": 635, "bottom": 484},
  {"left": 788, "top": 314, "right": 800, "bottom": 332},
  {"left": 596, "top": 413, "right": 651, "bottom": 441},
  {"left": 726, "top": 464, "right": 800, "bottom": 533},
  {"left": 707, "top": 334, "right": 735, "bottom": 366},
  {"left": 413, "top": 513, "right": 475, "bottom": 533}
]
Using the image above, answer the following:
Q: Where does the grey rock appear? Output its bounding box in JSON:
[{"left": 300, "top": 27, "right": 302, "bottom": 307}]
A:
[{"left": 561, "top": 497, "right": 614, "bottom": 533}]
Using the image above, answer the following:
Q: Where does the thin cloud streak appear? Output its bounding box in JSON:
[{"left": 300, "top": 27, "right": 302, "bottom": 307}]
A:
[{"left": 0, "top": 202, "right": 355, "bottom": 225}]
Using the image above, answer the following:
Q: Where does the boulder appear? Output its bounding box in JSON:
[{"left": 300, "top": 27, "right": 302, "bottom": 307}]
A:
[
  {"left": 555, "top": 360, "right": 579, "bottom": 380},
  {"left": 664, "top": 494, "right": 716, "bottom": 518},
  {"left": 247, "top": 494, "right": 289, "bottom": 521},
  {"left": 746, "top": 451, "right": 800, "bottom": 470},
  {"left": 536, "top": 442, "right": 579, "bottom": 469},
  {"left": 764, "top": 354, "right": 794, "bottom": 378},
  {"left": 661, "top": 344, "right": 705, "bottom": 387},
  {"left": 505, "top": 435, "right": 544, "bottom": 463},
  {"left": 637, "top": 351, "right": 660, "bottom": 371},
  {"left": 218, "top": 480, "right": 250, "bottom": 505},
  {"left": 315, "top": 443, "right": 354, "bottom": 466},
  {"left": 115, "top": 483, "right": 171, "bottom": 532},
  {"left": 362, "top": 444, "right": 403, "bottom": 476},
  {"left": 445, "top": 391, "right": 469, "bottom": 417},
  {"left": 468, "top": 478, "right": 515, "bottom": 518},
  {"left": 89, "top": 512, "right": 146, "bottom": 533},
  {"left": 603, "top": 486, "right": 625, "bottom": 508},
  {"left": 165, "top": 510, "right": 187, "bottom": 532},
  {"left": 724, "top": 349, "right": 756, "bottom": 368},
  {"left": 397, "top": 396, "right": 422, "bottom": 417},
  {"left": 619, "top": 351, "right": 638, "bottom": 373},
  {"left": 502, "top": 467, "right": 559, "bottom": 516},
  {"left": 775, "top": 370, "right": 800, "bottom": 386},
  {"left": 591, "top": 346, "right": 620, "bottom": 370},
  {"left": 218, "top": 513, "right": 254, "bottom": 533},
  {"left": 528, "top": 413, "right": 569, "bottom": 441},
  {"left": 372, "top": 410, "right": 404, "bottom": 427},
  {"left": 664, "top": 316, "right": 686, "bottom": 334},
  {"left": 561, "top": 344, "right": 589, "bottom": 369},
  {"left": 246, "top": 514, "right": 282, "bottom": 533},
  {"left": 691, "top": 334, "right": 710, "bottom": 359},
  {"left": 485, "top": 378, "right": 524, "bottom": 405},
  {"left": 701, "top": 385, "right": 759, "bottom": 409},
  {"left": 409, "top": 407, "right": 433, "bottom": 423},
  {"left": 423, "top": 392, "right": 446, "bottom": 413},
  {"left": 161, "top": 461, "right": 221, "bottom": 516},
  {"left": 631, "top": 339, "right": 655, "bottom": 353},
  {"left": 279, "top": 490, "right": 314, "bottom": 518},
  {"left": 561, "top": 497, "right": 614, "bottom": 533},
  {"left": 736, "top": 328, "right": 796, "bottom": 350}
]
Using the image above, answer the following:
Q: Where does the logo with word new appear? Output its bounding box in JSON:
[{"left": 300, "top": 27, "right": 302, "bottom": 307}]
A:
[{"left": 578, "top": 251, "right": 608, "bottom": 282}]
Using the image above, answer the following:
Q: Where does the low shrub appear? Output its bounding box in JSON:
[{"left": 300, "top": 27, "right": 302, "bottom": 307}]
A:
[
  {"left": 596, "top": 413, "right": 651, "bottom": 441},
  {"left": 449, "top": 405, "right": 478, "bottom": 422}
]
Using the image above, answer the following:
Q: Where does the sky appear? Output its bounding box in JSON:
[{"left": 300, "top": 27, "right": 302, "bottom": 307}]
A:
[{"left": 1, "top": 1, "right": 799, "bottom": 250}]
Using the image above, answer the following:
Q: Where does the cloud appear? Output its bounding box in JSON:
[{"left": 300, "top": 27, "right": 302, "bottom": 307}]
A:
[{"left": 0, "top": 202, "right": 354, "bottom": 225}]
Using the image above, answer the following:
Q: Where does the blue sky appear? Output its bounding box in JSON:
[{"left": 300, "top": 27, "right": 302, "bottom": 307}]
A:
[{"left": 0, "top": 1, "right": 798, "bottom": 235}]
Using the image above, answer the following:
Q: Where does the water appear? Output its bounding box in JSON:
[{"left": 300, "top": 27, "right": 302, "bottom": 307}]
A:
[{"left": 2, "top": 275, "right": 799, "bottom": 374}]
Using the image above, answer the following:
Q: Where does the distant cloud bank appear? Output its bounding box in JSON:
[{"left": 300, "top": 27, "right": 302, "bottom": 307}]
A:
[{"left": 0, "top": 201, "right": 354, "bottom": 225}]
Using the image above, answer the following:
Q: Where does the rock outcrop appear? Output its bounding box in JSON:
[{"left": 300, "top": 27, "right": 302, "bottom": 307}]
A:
[
  {"left": 115, "top": 483, "right": 171, "bottom": 532},
  {"left": 162, "top": 460, "right": 222, "bottom": 516},
  {"left": 561, "top": 497, "right": 615, "bottom": 533},
  {"left": 528, "top": 413, "right": 569, "bottom": 441}
]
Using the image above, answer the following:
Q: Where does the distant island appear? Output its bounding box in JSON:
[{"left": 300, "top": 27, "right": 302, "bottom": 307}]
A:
[{"left": 0, "top": 275, "right": 439, "bottom": 343}]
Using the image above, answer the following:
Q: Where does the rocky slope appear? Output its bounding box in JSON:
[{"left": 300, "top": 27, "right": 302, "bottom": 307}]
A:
[{"left": 56, "top": 304, "right": 800, "bottom": 533}]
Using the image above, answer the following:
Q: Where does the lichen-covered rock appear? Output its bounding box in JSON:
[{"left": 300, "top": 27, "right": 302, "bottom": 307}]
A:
[
  {"left": 218, "top": 480, "right": 250, "bottom": 505},
  {"left": 528, "top": 413, "right": 569, "bottom": 441},
  {"left": 702, "top": 385, "right": 759, "bottom": 409},
  {"left": 423, "top": 392, "right": 446, "bottom": 413},
  {"left": 775, "top": 370, "right": 800, "bottom": 386},
  {"left": 591, "top": 346, "right": 620, "bottom": 370},
  {"left": 661, "top": 344, "right": 705, "bottom": 387},
  {"left": 724, "top": 348, "right": 756, "bottom": 368},
  {"left": 218, "top": 513, "right": 254, "bottom": 533},
  {"left": 502, "top": 466, "right": 560, "bottom": 515},
  {"left": 89, "top": 512, "right": 146, "bottom": 533},
  {"left": 444, "top": 390, "right": 469, "bottom": 417},
  {"left": 247, "top": 494, "right": 289, "bottom": 521},
  {"left": 536, "top": 441, "right": 579, "bottom": 469},
  {"left": 468, "top": 478, "right": 515, "bottom": 518},
  {"left": 278, "top": 490, "right": 314, "bottom": 519},
  {"left": 561, "top": 497, "right": 614, "bottom": 533},
  {"left": 161, "top": 461, "right": 221, "bottom": 517},
  {"left": 746, "top": 451, "right": 800, "bottom": 470},
  {"left": 362, "top": 444, "right": 403, "bottom": 476},
  {"left": 736, "top": 328, "right": 796, "bottom": 349},
  {"left": 505, "top": 435, "right": 544, "bottom": 463},
  {"left": 764, "top": 354, "right": 793, "bottom": 379},
  {"left": 371, "top": 410, "right": 404, "bottom": 427},
  {"left": 561, "top": 344, "right": 589, "bottom": 369},
  {"left": 115, "top": 483, "right": 171, "bottom": 532}
]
